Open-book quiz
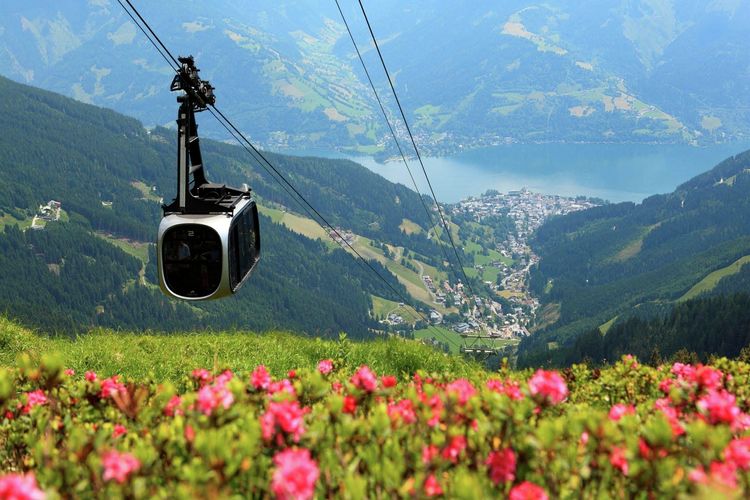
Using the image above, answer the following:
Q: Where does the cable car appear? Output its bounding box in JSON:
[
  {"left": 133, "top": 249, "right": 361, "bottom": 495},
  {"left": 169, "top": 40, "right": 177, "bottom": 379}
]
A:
[{"left": 157, "top": 56, "right": 260, "bottom": 300}]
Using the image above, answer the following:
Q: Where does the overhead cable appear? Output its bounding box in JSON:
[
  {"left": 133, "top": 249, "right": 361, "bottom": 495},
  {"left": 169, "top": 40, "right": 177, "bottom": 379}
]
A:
[{"left": 115, "top": 0, "right": 460, "bottom": 349}]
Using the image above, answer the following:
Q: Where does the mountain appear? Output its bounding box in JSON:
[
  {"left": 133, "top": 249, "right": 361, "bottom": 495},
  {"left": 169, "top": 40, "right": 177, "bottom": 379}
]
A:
[
  {"left": 519, "top": 149, "right": 750, "bottom": 366},
  {"left": 0, "top": 74, "right": 445, "bottom": 337},
  {"left": 1, "top": 1, "right": 748, "bottom": 155}
]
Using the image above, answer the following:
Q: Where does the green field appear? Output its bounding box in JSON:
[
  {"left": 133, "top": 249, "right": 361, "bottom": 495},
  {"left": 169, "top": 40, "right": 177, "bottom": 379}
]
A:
[
  {"left": 371, "top": 295, "right": 401, "bottom": 318},
  {"left": 679, "top": 255, "right": 750, "bottom": 302},
  {"left": 258, "top": 206, "right": 336, "bottom": 248},
  {"left": 465, "top": 244, "right": 511, "bottom": 282},
  {"left": 0, "top": 317, "right": 479, "bottom": 383},
  {"left": 260, "top": 208, "right": 443, "bottom": 311},
  {"left": 473, "top": 248, "right": 512, "bottom": 267},
  {"left": 414, "top": 325, "right": 462, "bottom": 354},
  {"left": 463, "top": 267, "right": 479, "bottom": 279},
  {"left": 415, "top": 325, "right": 521, "bottom": 355},
  {"left": 399, "top": 218, "right": 423, "bottom": 235},
  {"left": 350, "top": 237, "right": 437, "bottom": 308},
  {"left": 598, "top": 315, "right": 619, "bottom": 335},
  {"left": 95, "top": 232, "right": 150, "bottom": 263},
  {"left": 130, "top": 180, "right": 161, "bottom": 203},
  {"left": 0, "top": 213, "right": 28, "bottom": 230}
]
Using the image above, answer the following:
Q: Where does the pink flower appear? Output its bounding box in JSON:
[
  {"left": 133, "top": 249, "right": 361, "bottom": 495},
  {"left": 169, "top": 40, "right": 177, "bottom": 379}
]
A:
[
  {"left": 486, "top": 448, "right": 516, "bottom": 484},
  {"left": 351, "top": 365, "right": 378, "bottom": 392},
  {"left": 23, "top": 390, "right": 47, "bottom": 414},
  {"left": 731, "top": 412, "right": 750, "bottom": 432},
  {"left": 85, "top": 371, "right": 97, "bottom": 382},
  {"left": 184, "top": 424, "right": 195, "bottom": 443},
  {"left": 671, "top": 362, "right": 696, "bottom": 382},
  {"left": 446, "top": 379, "right": 476, "bottom": 405},
  {"left": 622, "top": 354, "right": 638, "bottom": 368},
  {"left": 214, "top": 370, "right": 233, "bottom": 386},
  {"left": 101, "top": 450, "right": 140, "bottom": 484},
  {"left": 608, "top": 403, "right": 635, "bottom": 421},
  {"left": 709, "top": 461, "right": 738, "bottom": 489},
  {"left": 191, "top": 368, "right": 212, "bottom": 385},
  {"left": 654, "top": 398, "right": 684, "bottom": 437},
  {"left": 441, "top": 435, "right": 467, "bottom": 463},
  {"left": 696, "top": 389, "right": 740, "bottom": 425},
  {"left": 422, "top": 444, "right": 439, "bottom": 464},
  {"left": 486, "top": 379, "right": 524, "bottom": 400},
  {"left": 423, "top": 474, "right": 443, "bottom": 497},
  {"left": 580, "top": 432, "right": 590, "bottom": 446},
  {"left": 695, "top": 366, "right": 723, "bottom": 390},
  {"left": 658, "top": 378, "right": 674, "bottom": 394},
  {"left": 725, "top": 437, "right": 750, "bottom": 470},
  {"left": 424, "top": 394, "right": 444, "bottom": 427},
  {"left": 688, "top": 466, "right": 707, "bottom": 484},
  {"left": 196, "top": 381, "right": 234, "bottom": 416},
  {"left": 112, "top": 424, "right": 127, "bottom": 438},
  {"left": 638, "top": 438, "right": 654, "bottom": 460},
  {"left": 381, "top": 375, "right": 397, "bottom": 388},
  {"left": 163, "top": 395, "right": 183, "bottom": 417},
  {"left": 689, "top": 462, "right": 739, "bottom": 489},
  {"left": 261, "top": 401, "right": 307, "bottom": 443},
  {"left": 100, "top": 376, "right": 126, "bottom": 399},
  {"left": 0, "top": 472, "right": 45, "bottom": 500},
  {"left": 509, "top": 481, "right": 549, "bottom": 500},
  {"left": 64, "top": 368, "right": 75, "bottom": 376},
  {"left": 271, "top": 448, "right": 319, "bottom": 500},
  {"left": 317, "top": 359, "right": 333, "bottom": 375},
  {"left": 251, "top": 365, "right": 271, "bottom": 390},
  {"left": 387, "top": 399, "right": 417, "bottom": 425},
  {"left": 268, "top": 379, "right": 296, "bottom": 397},
  {"left": 528, "top": 370, "right": 568, "bottom": 405},
  {"left": 342, "top": 395, "right": 357, "bottom": 414},
  {"left": 610, "top": 446, "right": 629, "bottom": 475}
]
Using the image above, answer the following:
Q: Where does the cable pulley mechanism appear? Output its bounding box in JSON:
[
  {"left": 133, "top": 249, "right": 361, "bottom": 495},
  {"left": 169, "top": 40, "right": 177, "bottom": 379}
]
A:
[{"left": 157, "top": 56, "right": 260, "bottom": 300}]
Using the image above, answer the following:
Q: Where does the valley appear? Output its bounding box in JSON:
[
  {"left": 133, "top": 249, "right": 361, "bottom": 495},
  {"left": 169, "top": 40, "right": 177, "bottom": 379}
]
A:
[{"left": 4, "top": 2, "right": 750, "bottom": 498}]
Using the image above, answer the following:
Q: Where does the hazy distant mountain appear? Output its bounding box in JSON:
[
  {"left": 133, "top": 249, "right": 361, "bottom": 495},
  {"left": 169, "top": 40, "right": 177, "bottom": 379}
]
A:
[{"left": 1, "top": 0, "right": 748, "bottom": 154}]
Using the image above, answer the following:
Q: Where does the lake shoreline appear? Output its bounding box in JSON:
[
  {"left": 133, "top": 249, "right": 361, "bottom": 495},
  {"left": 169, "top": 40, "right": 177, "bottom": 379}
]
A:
[{"left": 281, "top": 141, "right": 750, "bottom": 204}]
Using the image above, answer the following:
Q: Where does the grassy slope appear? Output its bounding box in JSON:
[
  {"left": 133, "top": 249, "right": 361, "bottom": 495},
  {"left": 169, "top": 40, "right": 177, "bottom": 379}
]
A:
[
  {"left": 259, "top": 206, "right": 445, "bottom": 311},
  {"left": 371, "top": 295, "right": 401, "bottom": 318},
  {"left": 94, "top": 233, "right": 150, "bottom": 263},
  {"left": 0, "top": 317, "right": 479, "bottom": 383},
  {"left": 679, "top": 255, "right": 750, "bottom": 302}
]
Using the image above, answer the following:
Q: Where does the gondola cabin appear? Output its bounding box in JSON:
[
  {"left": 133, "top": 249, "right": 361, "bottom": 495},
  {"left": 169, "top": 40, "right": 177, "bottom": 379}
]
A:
[
  {"left": 158, "top": 197, "right": 259, "bottom": 300},
  {"left": 156, "top": 56, "right": 260, "bottom": 301}
]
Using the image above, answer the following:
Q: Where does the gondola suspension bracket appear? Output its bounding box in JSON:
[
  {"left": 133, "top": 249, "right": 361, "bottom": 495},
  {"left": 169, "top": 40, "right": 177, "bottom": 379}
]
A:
[{"left": 157, "top": 56, "right": 260, "bottom": 301}]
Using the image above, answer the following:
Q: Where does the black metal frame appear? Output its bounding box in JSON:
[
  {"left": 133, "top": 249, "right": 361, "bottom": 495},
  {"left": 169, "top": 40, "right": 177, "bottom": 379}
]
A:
[{"left": 162, "top": 56, "right": 250, "bottom": 216}]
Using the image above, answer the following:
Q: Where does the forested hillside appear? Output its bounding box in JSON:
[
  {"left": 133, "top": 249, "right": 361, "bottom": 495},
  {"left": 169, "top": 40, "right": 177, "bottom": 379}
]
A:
[
  {"left": 519, "top": 150, "right": 750, "bottom": 366},
  {"left": 0, "top": 75, "right": 441, "bottom": 337}
]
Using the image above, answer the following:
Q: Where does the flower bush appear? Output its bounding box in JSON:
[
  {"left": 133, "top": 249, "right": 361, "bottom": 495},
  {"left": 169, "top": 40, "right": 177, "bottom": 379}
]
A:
[{"left": 1, "top": 353, "right": 750, "bottom": 498}]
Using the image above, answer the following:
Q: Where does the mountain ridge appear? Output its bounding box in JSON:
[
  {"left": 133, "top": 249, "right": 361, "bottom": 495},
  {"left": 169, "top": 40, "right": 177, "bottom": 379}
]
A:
[
  {"left": 2, "top": 0, "right": 748, "bottom": 154},
  {"left": 519, "top": 148, "right": 750, "bottom": 365}
]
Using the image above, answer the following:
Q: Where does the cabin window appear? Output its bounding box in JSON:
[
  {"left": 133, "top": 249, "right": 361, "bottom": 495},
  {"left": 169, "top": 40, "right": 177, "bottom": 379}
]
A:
[
  {"left": 162, "top": 224, "right": 222, "bottom": 298},
  {"left": 229, "top": 204, "right": 259, "bottom": 290}
]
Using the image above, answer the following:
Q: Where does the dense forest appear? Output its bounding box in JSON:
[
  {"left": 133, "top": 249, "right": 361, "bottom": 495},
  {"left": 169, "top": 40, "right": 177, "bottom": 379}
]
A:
[
  {"left": 0, "top": 75, "right": 421, "bottom": 338},
  {"left": 563, "top": 293, "right": 750, "bottom": 365},
  {"left": 519, "top": 150, "right": 750, "bottom": 367}
]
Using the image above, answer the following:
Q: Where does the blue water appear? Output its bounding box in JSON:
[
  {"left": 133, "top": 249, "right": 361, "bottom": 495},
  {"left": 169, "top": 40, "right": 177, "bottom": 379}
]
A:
[{"left": 332, "top": 142, "right": 750, "bottom": 203}]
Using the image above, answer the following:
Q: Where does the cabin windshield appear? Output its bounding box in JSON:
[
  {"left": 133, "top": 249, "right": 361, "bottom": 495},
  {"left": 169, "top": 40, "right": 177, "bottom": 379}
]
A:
[{"left": 162, "top": 224, "right": 222, "bottom": 298}]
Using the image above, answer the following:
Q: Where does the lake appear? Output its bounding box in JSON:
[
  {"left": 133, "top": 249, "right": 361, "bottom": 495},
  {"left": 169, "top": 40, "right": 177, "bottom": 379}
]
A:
[{"left": 342, "top": 142, "right": 750, "bottom": 203}]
